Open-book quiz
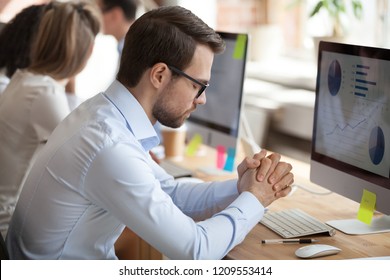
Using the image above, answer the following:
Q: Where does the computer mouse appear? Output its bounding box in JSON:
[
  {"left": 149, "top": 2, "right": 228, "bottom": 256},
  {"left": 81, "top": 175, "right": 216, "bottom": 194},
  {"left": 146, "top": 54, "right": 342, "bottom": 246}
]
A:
[{"left": 295, "top": 244, "right": 341, "bottom": 259}]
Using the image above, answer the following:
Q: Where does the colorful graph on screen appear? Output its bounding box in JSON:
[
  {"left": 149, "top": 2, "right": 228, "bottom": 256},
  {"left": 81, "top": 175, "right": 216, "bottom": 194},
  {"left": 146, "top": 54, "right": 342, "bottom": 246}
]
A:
[{"left": 315, "top": 52, "right": 390, "bottom": 178}]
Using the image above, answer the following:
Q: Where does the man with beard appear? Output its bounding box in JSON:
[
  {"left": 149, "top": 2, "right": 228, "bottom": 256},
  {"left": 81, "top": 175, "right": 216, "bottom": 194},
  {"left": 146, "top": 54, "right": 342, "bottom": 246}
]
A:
[{"left": 6, "top": 6, "right": 293, "bottom": 260}]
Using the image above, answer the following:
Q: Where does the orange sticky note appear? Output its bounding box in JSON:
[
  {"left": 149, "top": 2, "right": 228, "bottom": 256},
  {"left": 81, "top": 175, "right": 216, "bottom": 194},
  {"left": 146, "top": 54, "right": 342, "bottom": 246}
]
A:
[{"left": 357, "top": 189, "right": 376, "bottom": 225}]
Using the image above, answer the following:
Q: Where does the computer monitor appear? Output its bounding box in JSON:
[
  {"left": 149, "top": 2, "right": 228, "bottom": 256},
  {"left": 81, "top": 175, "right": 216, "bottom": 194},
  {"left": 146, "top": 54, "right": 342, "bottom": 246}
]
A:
[
  {"left": 186, "top": 32, "right": 248, "bottom": 171},
  {"left": 311, "top": 41, "right": 390, "bottom": 235}
]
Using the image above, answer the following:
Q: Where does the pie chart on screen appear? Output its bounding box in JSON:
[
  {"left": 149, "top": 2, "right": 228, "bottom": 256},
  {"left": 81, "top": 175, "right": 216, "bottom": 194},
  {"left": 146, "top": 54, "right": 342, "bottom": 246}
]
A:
[
  {"left": 328, "top": 60, "right": 342, "bottom": 96},
  {"left": 369, "top": 126, "right": 385, "bottom": 165}
]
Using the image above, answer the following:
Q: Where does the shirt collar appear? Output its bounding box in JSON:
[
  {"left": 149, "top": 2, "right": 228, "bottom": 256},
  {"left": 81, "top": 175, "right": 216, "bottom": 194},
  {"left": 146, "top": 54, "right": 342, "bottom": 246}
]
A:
[
  {"left": 117, "top": 37, "right": 124, "bottom": 55},
  {"left": 103, "top": 80, "right": 159, "bottom": 151}
]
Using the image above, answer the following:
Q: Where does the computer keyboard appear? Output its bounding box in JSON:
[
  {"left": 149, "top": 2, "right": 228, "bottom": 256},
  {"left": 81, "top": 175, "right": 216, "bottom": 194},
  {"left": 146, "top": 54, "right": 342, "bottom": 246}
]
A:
[
  {"left": 260, "top": 208, "right": 336, "bottom": 238},
  {"left": 160, "top": 159, "right": 193, "bottom": 179}
]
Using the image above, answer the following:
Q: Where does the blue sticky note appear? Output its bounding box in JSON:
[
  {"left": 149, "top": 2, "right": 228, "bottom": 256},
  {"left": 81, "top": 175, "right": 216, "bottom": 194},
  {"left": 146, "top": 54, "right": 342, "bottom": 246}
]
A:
[{"left": 223, "top": 147, "right": 236, "bottom": 172}]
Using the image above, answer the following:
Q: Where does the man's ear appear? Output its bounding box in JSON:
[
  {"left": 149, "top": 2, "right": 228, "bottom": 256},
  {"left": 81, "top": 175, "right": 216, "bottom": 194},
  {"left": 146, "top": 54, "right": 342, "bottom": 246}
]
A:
[{"left": 150, "top": 63, "right": 170, "bottom": 90}]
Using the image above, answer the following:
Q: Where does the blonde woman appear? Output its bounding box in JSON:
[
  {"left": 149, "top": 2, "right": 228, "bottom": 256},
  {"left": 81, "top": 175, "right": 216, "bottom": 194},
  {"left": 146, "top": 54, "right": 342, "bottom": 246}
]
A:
[{"left": 0, "top": 1, "right": 101, "bottom": 238}]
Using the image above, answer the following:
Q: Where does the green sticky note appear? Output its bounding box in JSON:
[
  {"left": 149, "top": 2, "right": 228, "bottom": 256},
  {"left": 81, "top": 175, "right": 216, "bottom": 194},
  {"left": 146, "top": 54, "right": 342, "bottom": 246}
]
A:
[
  {"left": 185, "top": 133, "right": 202, "bottom": 156},
  {"left": 232, "top": 34, "right": 247, "bottom": 60},
  {"left": 357, "top": 189, "right": 376, "bottom": 225}
]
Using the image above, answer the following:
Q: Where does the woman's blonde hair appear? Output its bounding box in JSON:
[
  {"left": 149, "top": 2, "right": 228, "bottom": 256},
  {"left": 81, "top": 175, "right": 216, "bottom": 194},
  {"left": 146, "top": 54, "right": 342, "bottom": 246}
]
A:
[{"left": 29, "top": 1, "right": 101, "bottom": 80}]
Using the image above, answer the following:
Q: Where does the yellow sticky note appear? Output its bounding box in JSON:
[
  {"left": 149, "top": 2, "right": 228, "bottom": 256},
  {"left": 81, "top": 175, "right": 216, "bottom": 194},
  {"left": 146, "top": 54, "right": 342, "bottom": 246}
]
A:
[
  {"left": 357, "top": 189, "right": 376, "bottom": 225},
  {"left": 232, "top": 34, "right": 247, "bottom": 60},
  {"left": 185, "top": 134, "right": 203, "bottom": 156}
]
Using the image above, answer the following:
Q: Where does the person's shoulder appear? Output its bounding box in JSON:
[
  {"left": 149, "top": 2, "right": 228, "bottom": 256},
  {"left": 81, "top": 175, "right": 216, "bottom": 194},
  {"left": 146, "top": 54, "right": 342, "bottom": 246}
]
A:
[
  {"left": 19, "top": 72, "right": 67, "bottom": 99},
  {"left": 8, "top": 70, "right": 53, "bottom": 91},
  {"left": 0, "top": 71, "right": 10, "bottom": 95}
]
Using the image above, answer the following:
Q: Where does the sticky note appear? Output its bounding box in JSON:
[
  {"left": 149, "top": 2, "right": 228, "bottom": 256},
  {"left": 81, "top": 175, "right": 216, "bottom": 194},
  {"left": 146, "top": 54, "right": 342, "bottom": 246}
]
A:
[
  {"left": 185, "top": 133, "right": 202, "bottom": 156},
  {"left": 223, "top": 147, "right": 236, "bottom": 172},
  {"left": 357, "top": 189, "right": 376, "bottom": 225},
  {"left": 216, "top": 145, "right": 226, "bottom": 169},
  {"left": 232, "top": 34, "right": 247, "bottom": 60}
]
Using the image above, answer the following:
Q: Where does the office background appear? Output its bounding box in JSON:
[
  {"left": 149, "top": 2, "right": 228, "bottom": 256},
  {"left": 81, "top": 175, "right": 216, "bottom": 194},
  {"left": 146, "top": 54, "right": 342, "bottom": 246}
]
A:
[{"left": 1, "top": 0, "right": 389, "bottom": 163}]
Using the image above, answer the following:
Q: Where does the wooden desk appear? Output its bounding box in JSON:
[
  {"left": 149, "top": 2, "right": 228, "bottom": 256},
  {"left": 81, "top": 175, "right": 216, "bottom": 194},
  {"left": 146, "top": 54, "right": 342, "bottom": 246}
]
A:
[
  {"left": 116, "top": 145, "right": 390, "bottom": 260},
  {"left": 226, "top": 156, "right": 390, "bottom": 260}
]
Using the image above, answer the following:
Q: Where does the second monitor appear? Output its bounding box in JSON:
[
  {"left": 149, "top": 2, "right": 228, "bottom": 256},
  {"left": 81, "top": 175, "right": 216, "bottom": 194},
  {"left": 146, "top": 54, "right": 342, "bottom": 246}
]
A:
[
  {"left": 311, "top": 41, "right": 390, "bottom": 234},
  {"left": 185, "top": 32, "right": 248, "bottom": 157}
]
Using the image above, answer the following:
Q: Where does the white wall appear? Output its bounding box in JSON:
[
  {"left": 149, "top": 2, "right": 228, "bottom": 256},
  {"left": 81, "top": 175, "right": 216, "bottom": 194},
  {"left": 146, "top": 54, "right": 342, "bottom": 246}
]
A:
[
  {"left": 162, "top": 0, "right": 217, "bottom": 28},
  {"left": 75, "top": 34, "right": 119, "bottom": 100}
]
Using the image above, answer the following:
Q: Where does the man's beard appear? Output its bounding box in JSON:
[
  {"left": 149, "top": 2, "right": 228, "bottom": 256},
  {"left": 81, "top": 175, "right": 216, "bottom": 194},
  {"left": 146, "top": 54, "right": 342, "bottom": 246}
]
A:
[
  {"left": 152, "top": 85, "right": 189, "bottom": 128},
  {"left": 153, "top": 105, "right": 184, "bottom": 128}
]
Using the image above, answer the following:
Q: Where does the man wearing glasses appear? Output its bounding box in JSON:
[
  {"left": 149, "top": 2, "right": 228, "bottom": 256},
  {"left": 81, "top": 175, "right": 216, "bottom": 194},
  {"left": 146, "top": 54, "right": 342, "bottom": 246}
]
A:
[{"left": 7, "top": 6, "right": 294, "bottom": 260}]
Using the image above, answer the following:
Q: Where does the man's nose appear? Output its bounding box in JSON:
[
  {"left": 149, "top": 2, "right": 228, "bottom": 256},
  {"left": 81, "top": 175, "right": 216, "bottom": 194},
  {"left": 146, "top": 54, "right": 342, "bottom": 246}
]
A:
[{"left": 195, "top": 92, "right": 206, "bottom": 105}]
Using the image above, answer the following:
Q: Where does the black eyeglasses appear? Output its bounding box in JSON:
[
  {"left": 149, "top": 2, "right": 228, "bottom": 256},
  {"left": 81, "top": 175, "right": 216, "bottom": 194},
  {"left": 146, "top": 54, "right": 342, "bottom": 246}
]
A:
[{"left": 168, "top": 65, "right": 209, "bottom": 99}]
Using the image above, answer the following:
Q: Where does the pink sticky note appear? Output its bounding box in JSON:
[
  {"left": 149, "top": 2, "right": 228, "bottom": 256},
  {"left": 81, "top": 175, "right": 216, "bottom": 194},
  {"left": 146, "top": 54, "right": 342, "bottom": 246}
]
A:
[{"left": 216, "top": 145, "right": 225, "bottom": 169}]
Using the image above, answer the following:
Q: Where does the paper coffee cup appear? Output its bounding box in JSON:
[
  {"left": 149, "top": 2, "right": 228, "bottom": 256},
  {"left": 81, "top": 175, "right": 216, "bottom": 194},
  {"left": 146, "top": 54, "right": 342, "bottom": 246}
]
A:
[{"left": 161, "top": 125, "right": 187, "bottom": 160}]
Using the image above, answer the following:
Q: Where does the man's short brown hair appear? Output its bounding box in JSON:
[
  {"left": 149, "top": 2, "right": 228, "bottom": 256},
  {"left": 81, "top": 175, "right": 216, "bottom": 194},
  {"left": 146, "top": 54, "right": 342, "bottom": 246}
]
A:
[{"left": 117, "top": 6, "right": 225, "bottom": 88}]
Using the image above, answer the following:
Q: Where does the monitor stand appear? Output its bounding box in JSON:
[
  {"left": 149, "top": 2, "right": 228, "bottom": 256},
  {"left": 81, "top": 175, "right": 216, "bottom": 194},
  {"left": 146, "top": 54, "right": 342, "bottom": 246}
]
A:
[{"left": 326, "top": 215, "right": 390, "bottom": 235}]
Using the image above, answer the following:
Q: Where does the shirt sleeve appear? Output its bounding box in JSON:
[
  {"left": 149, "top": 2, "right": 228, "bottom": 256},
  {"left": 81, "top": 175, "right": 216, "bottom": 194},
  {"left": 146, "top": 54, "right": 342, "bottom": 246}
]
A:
[
  {"left": 161, "top": 179, "right": 241, "bottom": 221},
  {"left": 84, "top": 141, "right": 265, "bottom": 260}
]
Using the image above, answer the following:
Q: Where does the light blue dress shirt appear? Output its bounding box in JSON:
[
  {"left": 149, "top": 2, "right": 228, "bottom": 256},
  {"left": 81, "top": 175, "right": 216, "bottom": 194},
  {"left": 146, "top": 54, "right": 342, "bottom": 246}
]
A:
[{"left": 6, "top": 80, "right": 265, "bottom": 260}]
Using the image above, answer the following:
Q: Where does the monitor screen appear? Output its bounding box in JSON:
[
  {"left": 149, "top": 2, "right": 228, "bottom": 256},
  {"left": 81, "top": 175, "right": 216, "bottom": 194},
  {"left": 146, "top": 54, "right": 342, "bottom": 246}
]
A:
[
  {"left": 311, "top": 41, "right": 390, "bottom": 234},
  {"left": 186, "top": 32, "right": 248, "bottom": 151}
]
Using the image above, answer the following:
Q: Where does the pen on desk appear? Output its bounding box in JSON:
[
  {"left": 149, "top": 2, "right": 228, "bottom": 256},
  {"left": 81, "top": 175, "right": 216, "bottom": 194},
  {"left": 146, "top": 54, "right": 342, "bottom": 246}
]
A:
[{"left": 261, "top": 238, "right": 318, "bottom": 244}]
